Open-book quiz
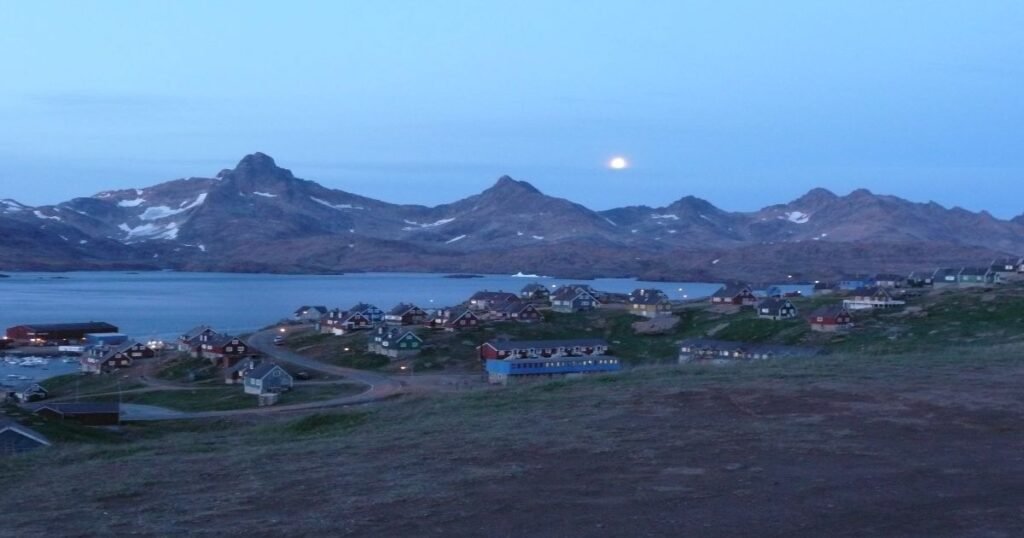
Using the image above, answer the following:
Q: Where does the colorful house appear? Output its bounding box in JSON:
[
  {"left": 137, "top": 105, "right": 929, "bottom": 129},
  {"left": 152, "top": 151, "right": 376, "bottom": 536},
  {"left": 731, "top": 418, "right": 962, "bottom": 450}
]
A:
[
  {"left": 756, "top": 298, "right": 798, "bottom": 320},
  {"left": 496, "top": 301, "right": 543, "bottom": 322},
  {"left": 293, "top": 305, "right": 328, "bottom": 322},
  {"left": 431, "top": 306, "right": 481, "bottom": 331},
  {"left": 843, "top": 287, "right": 905, "bottom": 310},
  {"left": 807, "top": 305, "right": 853, "bottom": 332},
  {"left": 550, "top": 286, "right": 601, "bottom": 313},
  {"left": 629, "top": 290, "right": 673, "bottom": 318},
  {"left": 467, "top": 291, "right": 519, "bottom": 312},
  {"left": 520, "top": 283, "right": 551, "bottom": 302},
  {"left": 368, "top": 326, "right": 423, "bottom": 358},
  {"left": 243, "top": 363, "right": 293, "bottom": 395},
  {"left": 384, "top": 303, "right": 429, "bottom": 326},
  {"left": 709, "top": 284, "right": 757, "bottom": 306}
]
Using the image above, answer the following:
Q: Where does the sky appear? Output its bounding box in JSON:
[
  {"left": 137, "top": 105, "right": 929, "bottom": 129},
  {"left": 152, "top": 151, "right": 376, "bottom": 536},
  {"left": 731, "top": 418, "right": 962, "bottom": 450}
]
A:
[{"left": 1, "top": 1, "right": 1022, "bottom": 217}]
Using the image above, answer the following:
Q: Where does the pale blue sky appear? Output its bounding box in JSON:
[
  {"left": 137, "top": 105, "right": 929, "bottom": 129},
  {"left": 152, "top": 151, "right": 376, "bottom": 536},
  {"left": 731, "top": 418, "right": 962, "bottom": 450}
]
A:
[{"left": 1, "top": 1, "right": 1022, "bottom": 216}]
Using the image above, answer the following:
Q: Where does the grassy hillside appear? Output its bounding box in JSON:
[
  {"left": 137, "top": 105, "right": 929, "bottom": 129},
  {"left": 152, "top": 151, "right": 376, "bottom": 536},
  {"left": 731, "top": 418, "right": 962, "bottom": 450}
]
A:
[
  {"left": 285, "top": 283, "right": 1024, "bottom": 371},
  {"left": 3, "top": 345, "right": 1024, "bottom": 536}
]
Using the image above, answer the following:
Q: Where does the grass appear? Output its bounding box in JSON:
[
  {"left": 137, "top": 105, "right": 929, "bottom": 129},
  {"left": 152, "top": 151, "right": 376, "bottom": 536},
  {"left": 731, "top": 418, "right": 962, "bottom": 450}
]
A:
[
  {"left": 283, "top": 411, "right": 370, "bottom": 436},
  {"left": 41, "top": 373, "right": 144, "bottom": 398},
  {"left": 155, "top": 354, "right": 218, "bottom": 382},
  {"left": 82, "top": 382, "right": 366, "bottom": 412},
  {"left": 3, "top": 340, "right": 1024, "bottom": 536}
]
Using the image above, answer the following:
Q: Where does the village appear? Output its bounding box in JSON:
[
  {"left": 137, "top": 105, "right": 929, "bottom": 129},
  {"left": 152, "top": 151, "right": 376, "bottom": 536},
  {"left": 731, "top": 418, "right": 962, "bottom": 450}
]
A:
[{"left": 3, "top": 257, "right": 1024, "bottom": 456}]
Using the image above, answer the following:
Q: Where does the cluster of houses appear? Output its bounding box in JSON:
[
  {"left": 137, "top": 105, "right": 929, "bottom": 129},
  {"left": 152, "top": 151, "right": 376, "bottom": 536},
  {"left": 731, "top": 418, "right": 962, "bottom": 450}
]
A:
[
  {"left": 293, "top": 283, "right": 661, "bottom": 382},
  {"left": 178, "top": 326, "right": 293, "bottom": 401}
]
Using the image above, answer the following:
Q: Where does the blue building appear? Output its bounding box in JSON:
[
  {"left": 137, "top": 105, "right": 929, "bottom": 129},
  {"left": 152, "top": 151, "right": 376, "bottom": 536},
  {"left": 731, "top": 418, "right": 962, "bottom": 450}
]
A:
[{"left": 485, "top": 356, "right": 621, "bottom": 385}]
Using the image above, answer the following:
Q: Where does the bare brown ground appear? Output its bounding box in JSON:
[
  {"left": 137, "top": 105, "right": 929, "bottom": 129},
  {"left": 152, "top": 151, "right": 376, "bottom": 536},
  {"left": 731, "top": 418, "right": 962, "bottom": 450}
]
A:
[{"left": 2, "top": 353, "right": 1023, "bottom": 537}]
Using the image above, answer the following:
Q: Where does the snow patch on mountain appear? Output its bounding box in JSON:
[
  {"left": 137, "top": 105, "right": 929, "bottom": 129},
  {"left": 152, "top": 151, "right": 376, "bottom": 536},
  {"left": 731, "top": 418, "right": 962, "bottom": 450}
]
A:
[
  {"left": 445, "top": 234, "right": 467, "bottom": 244},
  {"left": 604, "top": 217, "right": 617, "bottom": 226},
  {"left": 140, "top": 193, "right": 207, "bottom": 221},
  {"left": 119, "top": 222, "right": 179, "bottom": 241},
  {"left": 34, "top": 210, "right": 62, "bottom": 221},
  {"left": 532, "top": 235, "right": 545, "bottom": 240},
  {"left": 118, "top": 198, "right": 146, "bottom": 207},
  {"left": 402, "top": 217, "right": 455, "bottom": 230},
  {"left": 253, "top": 192, "right": 277, "bottom": 198},
  {"left": 651, "top": 214, "right": 679, "bottom": 220},
  {"left": 2, "top": 199, "right": 28, "bottom": 212},
  {"left": 311, "top": 196, "right": 363, "bottom": 210},
  {"left": 784, "top": 211, "right": 810, "bottom": 224}
]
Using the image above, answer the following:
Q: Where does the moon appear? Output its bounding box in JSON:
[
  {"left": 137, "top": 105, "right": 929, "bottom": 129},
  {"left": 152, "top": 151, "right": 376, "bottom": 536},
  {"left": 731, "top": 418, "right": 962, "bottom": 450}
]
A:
[{"left": 608, "top": 156, "right": 628, "bottom": 170}]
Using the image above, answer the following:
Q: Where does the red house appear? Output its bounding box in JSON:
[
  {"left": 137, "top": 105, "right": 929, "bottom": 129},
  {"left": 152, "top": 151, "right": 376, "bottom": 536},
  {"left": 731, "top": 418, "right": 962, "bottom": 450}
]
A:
[
  {"left": 807, "top": 305, "right": 853, "bottom": 332},
  {"left": 710, "top": 284, "right": 757, "bottom": 306},
  {"left": 80, "top": 342, "right": 154, "bottom": 374},
  {"left": 496, "top": 301, "right": 543, "bottom": 322},
  {"left": 478, "top": 338, "right": 609, "bottom": 360},
  {"left": 431, "top": 307, "right": 481, "bottom": 331},
  {"left": 200, "top": 335, "right": 250, "bottom": 365}
]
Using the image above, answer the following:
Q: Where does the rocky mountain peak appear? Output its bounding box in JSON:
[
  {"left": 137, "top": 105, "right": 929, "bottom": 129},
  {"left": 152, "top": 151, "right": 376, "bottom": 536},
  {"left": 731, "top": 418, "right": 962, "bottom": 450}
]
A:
[
  {"left": 489, "top": 175, "right": 541, "bottom": 195},
  {"left": 224, "top": 152, "right": 295, "bottom": 182}
]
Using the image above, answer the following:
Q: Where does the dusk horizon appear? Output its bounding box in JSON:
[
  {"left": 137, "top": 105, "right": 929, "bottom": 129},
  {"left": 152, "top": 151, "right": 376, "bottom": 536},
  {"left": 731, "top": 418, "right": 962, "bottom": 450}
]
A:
[{"left": 2, "top": 2, "right": 1023, "bottom": 216}]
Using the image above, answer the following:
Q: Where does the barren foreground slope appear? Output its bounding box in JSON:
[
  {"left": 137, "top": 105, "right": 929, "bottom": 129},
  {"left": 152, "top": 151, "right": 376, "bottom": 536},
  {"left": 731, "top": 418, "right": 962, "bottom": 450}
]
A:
[{"left": 3, "top": 349, "right": 1023, "bottom": 537}]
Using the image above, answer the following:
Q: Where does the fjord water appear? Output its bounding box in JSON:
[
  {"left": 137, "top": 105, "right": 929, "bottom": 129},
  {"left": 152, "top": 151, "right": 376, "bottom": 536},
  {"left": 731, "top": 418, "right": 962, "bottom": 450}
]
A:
[{"left": 0, "top": 271, "right": 808, "bottom": 340}]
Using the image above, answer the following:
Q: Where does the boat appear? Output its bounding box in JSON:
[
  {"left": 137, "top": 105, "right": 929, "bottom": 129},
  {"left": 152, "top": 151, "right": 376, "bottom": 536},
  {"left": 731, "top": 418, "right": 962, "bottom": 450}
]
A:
[{"left": 511, "top": 272, "right": 542, "bottom": 278}]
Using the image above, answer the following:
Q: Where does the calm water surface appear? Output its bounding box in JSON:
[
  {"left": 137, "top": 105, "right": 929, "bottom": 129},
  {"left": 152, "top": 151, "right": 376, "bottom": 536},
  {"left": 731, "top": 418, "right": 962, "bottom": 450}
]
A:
[{"left": 0, "top": 271, "right": 808, "bottom": 340}]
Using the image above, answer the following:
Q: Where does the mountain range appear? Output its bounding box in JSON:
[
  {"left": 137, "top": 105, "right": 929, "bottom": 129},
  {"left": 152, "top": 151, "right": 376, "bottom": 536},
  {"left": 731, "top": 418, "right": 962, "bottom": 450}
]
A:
[{"left": 2, "top": 152, "right": 1021, "bottom": 281}]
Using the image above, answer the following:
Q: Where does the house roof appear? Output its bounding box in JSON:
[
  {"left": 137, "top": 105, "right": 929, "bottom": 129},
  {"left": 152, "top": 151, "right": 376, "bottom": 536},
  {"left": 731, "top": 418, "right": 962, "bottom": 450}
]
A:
[
  {"left": 445, "top": 306, "right": 477, "bottom": 320},
  {"left": 387, "top": 303, "right": 422, "bottom": 316},
  {"left": 483, "top": 338, "right": 609, "bottom": 351},
  {"left": 381, "top": 329, "right": 422, "bottom": 344},
  {"left": 631, "top": 293, "right": 670, "bottom": 305},
  {"left": 712, "top": 284, "right": 752, "bottom": 298},
  {"left": 757, "top": 298, "right": 793, "bottom": 312},
  {"left": 959, "top": 267, "right": 989, "bottom": 277},
  {"left": 0, "top": 419, "right": 51, "bottom": 447},
  {"left": 226, "top": 357, "right": 260, "bottom": 375},
  {"left": 520, "top": 283, "right": 549, "bottom": 294},
  {"left": 349, "top": 303, "right": 380, "bottom": 314},
  {"left": 874, "top": 273, "right": 905, "bottom": 281},
  {"left": 933, "top": 268, "right": 960, "bottom": 279},
  {"left": 204, "top": 334, "right": 240, "bottom": 347},
  {"left": 469, "top": 291, "right": 518, "bottom": 302},
  {"left": 498, "top": 301, "right": 538, "bottom": 314},
  {"left": 849, "top": 286, "right": 889, "bottom": 297},
  {"left": 808, "top": 305, "right": 850, "bottom": 319},
  {"left": 294, "top": 305, "right": 327, "bottom": 315},
  {"left": 248, "top": 363, "right": 290, "bottom": 380},
  {"left": 34, "top": 402, "right": 120, "bottom": 415},
  {"left": 181, "top": 325, "right": 218, "bottom": 341},
  {"left": 12, "top": 383, "right": 47, "bottom": 394},
  {"left": 990, "top": 258, "right": 1020, "bottom": 270}
]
